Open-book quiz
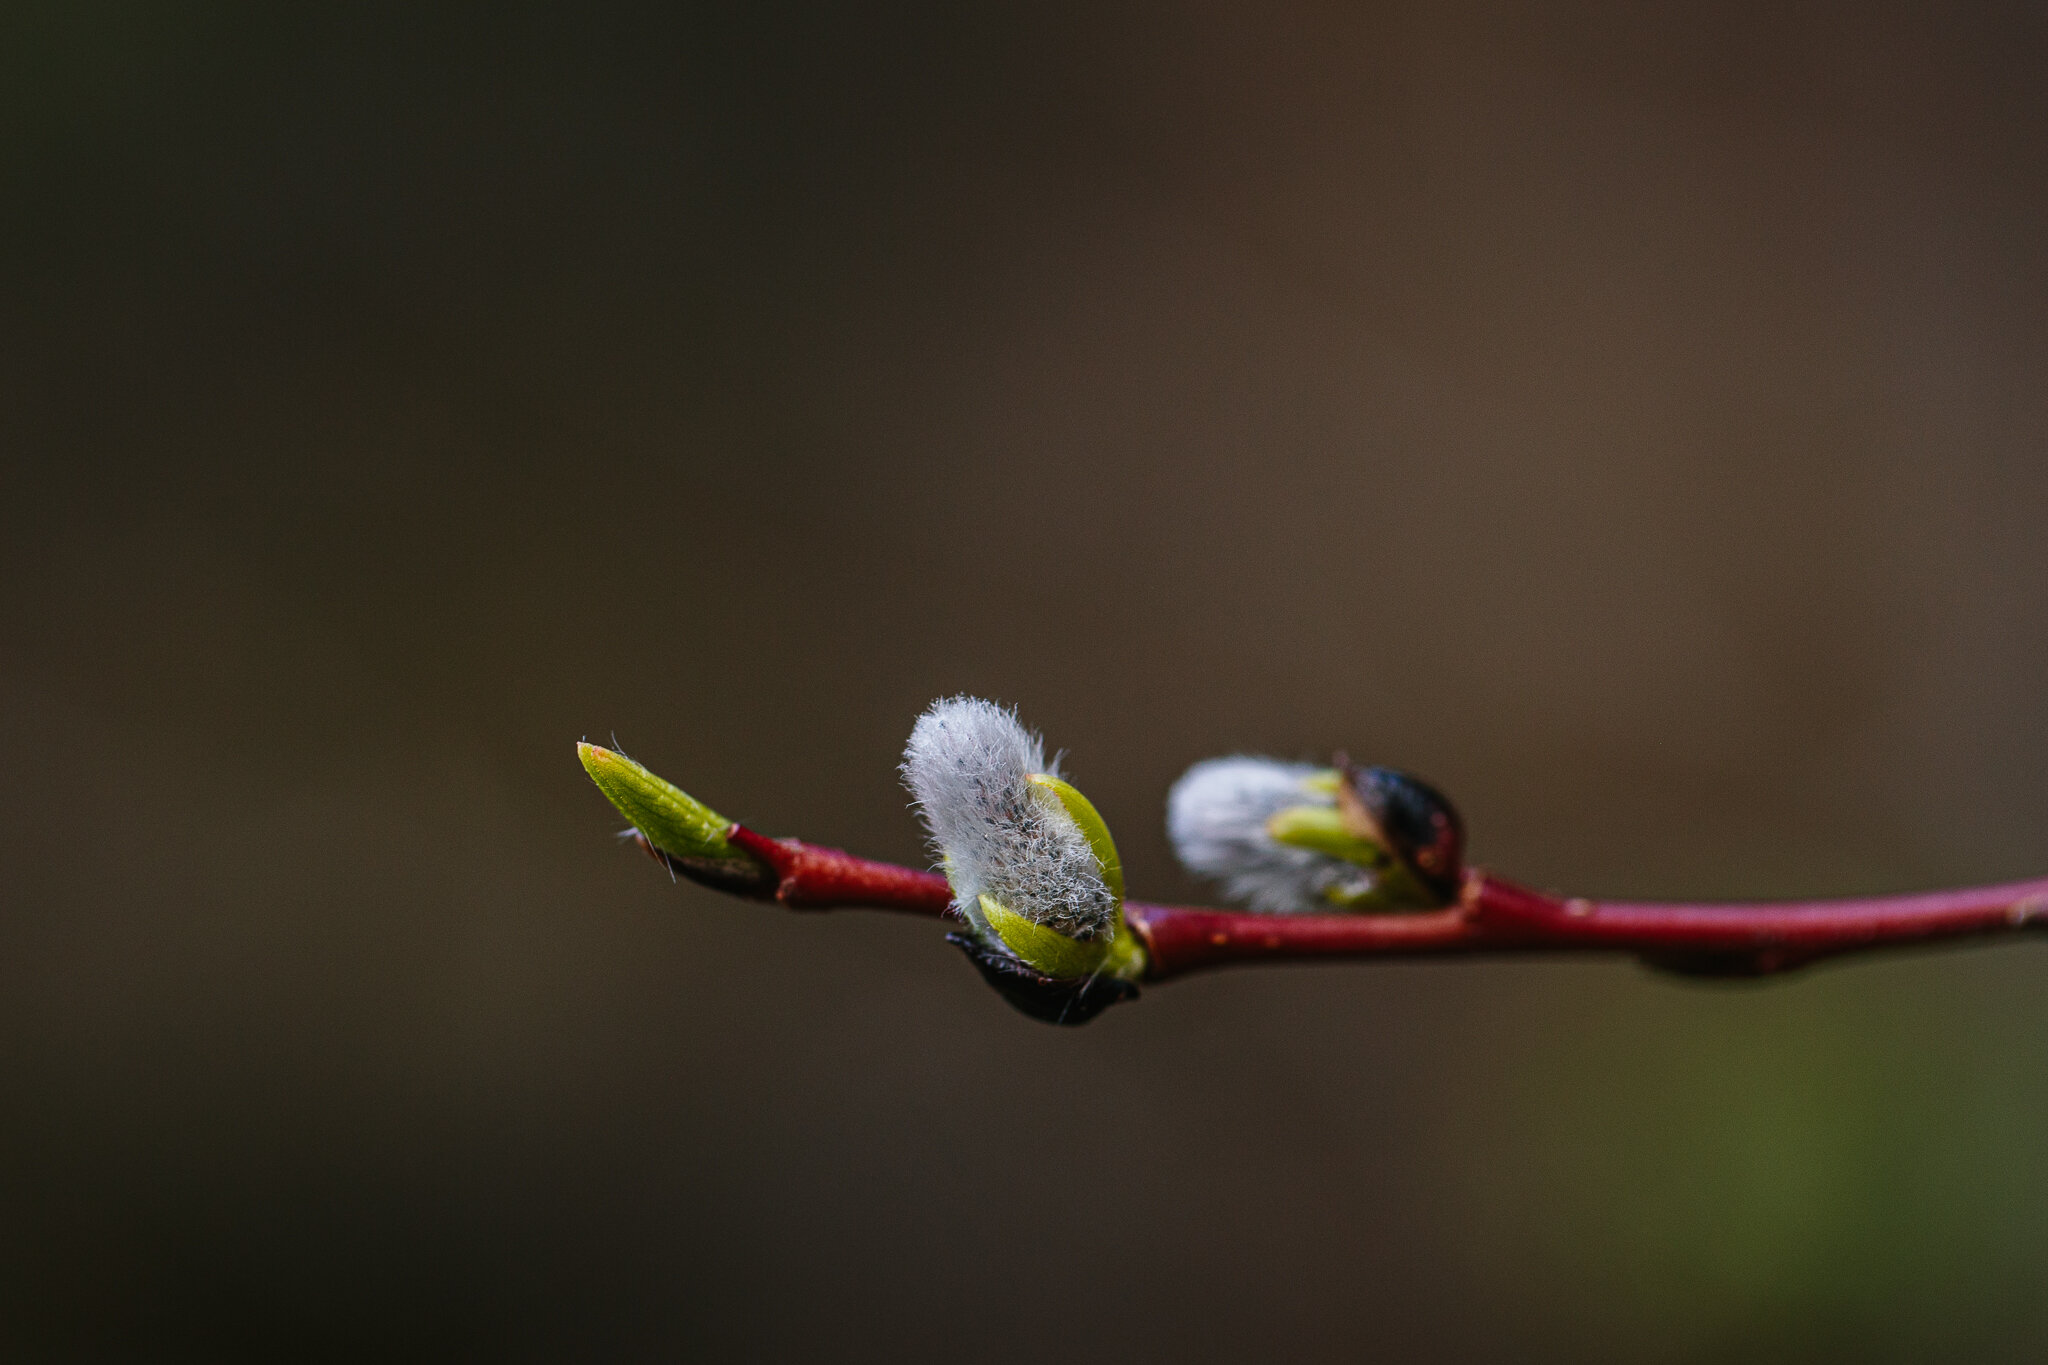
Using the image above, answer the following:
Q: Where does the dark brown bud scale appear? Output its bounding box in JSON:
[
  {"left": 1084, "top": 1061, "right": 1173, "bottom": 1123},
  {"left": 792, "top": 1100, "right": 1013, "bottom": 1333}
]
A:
[
  {"left": 1336, "top": 760, "right": 1465, "bottom": 907},
  {"left": 944, "top": 932, "right": 1140, "bottom": 1025}
]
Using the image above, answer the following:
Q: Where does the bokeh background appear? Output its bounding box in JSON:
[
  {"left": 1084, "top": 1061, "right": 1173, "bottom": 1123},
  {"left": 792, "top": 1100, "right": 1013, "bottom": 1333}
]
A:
[{"left": 6, "top": 3, "right": 2048, "bottom": 1360}]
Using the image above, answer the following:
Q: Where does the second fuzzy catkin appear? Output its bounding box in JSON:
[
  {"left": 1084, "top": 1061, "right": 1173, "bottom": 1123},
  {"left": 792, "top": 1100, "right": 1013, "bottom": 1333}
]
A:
[{"left": 1168, "top": 756, "right": 1361, "bottom": 913}]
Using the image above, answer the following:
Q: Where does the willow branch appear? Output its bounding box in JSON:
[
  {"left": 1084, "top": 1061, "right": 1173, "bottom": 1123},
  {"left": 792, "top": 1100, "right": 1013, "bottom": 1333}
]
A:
[{"left": 630, "top": 825, "right": 2048, "bottom": 981}]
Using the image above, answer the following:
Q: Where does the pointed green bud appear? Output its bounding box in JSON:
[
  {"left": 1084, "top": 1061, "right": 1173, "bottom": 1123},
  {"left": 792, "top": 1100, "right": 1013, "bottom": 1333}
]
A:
[{"left": 576, "top": 743, "right": 768, "bottom": 883}]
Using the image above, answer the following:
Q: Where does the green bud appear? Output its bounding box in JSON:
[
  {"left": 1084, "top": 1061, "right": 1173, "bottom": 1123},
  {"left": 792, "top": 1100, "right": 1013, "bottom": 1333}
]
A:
[{"left": 576, "top": 743, "right": 768, "bottom": 885}]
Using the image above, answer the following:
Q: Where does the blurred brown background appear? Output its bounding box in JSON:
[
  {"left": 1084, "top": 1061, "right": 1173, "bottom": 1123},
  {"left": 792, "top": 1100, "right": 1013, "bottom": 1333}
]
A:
[{"left": 5, "top": 3, "right": 2048, "bottom": 1360}]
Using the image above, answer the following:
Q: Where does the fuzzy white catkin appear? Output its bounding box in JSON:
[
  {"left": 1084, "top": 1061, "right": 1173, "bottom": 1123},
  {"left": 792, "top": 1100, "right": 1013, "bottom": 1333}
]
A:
[
  {"left": 1167, "top": 757, "right": 1367, "bottom": 913},
  {"left": 901, "top": 697, "right": 1119, "bottom": 942}
]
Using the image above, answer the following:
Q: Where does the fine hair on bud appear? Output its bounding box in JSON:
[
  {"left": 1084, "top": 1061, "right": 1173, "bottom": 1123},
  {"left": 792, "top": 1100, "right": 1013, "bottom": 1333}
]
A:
[
  {"left": 1167, "top": 756, "right": 1363, "bottom": 913},
  {"left": 901, "top": 697, "right": 1118, "bottom": 942}
]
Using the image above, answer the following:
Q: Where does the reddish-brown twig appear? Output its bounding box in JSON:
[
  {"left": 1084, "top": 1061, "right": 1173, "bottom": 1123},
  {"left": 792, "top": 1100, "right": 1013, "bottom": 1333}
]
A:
[{"left": 632, "top": 825, "right": 2048, "bottom": 980}]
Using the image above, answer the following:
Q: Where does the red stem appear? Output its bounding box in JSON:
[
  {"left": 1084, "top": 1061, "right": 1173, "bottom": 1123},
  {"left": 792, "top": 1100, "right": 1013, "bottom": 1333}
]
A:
[
  {"left": 634, "top": 826, "right": 2048, "bottom": 981},
  {"left": 723, "top": 825, "right": 954, "bottom": 911}
]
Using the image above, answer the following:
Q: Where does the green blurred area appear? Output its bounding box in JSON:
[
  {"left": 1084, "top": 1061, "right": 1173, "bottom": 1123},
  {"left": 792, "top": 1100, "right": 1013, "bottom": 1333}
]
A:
[{"left": 4, "top": 3, "right": 2048, "bottom": 1360}]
